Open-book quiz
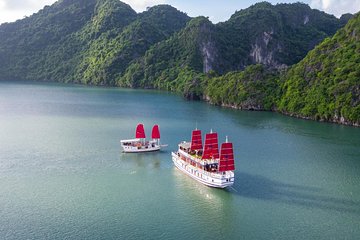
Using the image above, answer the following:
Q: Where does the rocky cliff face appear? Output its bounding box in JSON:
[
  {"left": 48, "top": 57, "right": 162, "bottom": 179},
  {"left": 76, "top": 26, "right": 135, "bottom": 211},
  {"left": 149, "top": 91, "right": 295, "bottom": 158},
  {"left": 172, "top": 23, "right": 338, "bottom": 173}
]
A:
[
  {"left": 199, "top": 22, "right": 218, "bottom": 74},
  {"left": 215, "top": 2, "right": 346, "bottom": 71},
  {"left": 0, "top": 0, "right": 357, "bottom": 126},
  {"left": 278, "top": 13, "right": 360, "bottom": 126},
  {"left": 201, "top": 41, "right": 216, "bottom": 73},
  {"left": 249, "top": 29, "right": 282, "bottom": 68},
  {"left": 0, "top": 1, "right": 348, "bottom": 83}
]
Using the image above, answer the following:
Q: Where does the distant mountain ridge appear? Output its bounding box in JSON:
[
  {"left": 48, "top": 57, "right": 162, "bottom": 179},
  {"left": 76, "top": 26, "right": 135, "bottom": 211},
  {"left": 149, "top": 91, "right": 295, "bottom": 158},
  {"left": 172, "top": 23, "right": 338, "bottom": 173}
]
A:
[
  {"left": 0, "top": 0, "right": 347, "bottom": 84},
  {"left": 278, "top": 13, "right": 360, "bottom": 126},
  {"left": 122, "top": 2, "right": 348, "bottom": 91},
  {"left": 0, "top": 0, "right": 358, "bottom": 126},
  {"left": 205, "top": 13, "right": 360, "bottom": 126},
  {"left": 0, "top": 0, "right": 190, "bottom": 84}
]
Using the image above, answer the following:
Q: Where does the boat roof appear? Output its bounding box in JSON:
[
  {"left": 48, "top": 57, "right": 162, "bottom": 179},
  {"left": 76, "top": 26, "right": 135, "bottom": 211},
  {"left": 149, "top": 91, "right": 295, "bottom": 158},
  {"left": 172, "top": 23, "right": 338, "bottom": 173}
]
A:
[
  {"left": 179, "top": 141, "right": 191, "bottom": 149},
  {"left": 120, "top": 138, "right": 141, "bottom": 143}
]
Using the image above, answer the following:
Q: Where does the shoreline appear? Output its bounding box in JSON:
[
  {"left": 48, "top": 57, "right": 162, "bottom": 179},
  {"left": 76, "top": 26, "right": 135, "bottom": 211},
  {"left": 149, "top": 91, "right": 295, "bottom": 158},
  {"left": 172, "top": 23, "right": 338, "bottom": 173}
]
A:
[{"left": 1, "top": 80, "right": 358, "bottom": 127}]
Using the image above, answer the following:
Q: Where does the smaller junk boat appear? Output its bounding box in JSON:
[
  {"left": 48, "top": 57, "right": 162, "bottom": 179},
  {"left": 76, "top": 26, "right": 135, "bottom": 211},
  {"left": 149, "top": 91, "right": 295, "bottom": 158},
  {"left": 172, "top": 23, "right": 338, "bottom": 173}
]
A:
[
  {"left": 172, "top": 129, "right": 235, "bottom": 188},
  {"left": 120, "top": 124, "right": 167, "bottom": 153}
]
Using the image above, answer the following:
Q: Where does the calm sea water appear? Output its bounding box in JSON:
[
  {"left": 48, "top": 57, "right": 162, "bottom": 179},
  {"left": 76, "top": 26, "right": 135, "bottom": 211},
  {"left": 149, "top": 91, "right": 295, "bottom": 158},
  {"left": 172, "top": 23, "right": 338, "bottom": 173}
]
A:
[{"left": 0, "top": 82, "right": 359, "bottom": 240}]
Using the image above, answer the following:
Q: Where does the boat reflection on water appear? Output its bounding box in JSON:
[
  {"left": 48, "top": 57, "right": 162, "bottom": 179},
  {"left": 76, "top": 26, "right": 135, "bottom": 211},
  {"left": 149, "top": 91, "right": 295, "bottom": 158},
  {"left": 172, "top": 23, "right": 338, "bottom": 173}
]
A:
[
  {"left": 172, "top": 166, "right": 235, "bottom": 209},
  {"left": 118, "top": 151, "right": 163, "bottom": 170}
]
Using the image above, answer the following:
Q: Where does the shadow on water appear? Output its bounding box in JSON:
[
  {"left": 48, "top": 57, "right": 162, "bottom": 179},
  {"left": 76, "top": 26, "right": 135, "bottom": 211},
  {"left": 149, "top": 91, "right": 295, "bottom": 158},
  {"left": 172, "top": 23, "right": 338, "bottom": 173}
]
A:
[{"left": 228, "top": 172, "right": 360, "bottom": 215}]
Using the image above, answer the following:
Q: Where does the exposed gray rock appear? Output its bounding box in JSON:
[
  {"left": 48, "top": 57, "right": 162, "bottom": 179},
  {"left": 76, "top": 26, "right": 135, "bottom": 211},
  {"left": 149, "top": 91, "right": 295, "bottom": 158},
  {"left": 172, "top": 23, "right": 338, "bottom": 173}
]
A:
[
  {"left": 201, "top": 41, "right": 216, "bottom": 73},
  {"left": 249, "top": 30, "right": 286, "bottom": 68},
  {"left": 304, "top": 15, "right": 309, "bottom": 25}
]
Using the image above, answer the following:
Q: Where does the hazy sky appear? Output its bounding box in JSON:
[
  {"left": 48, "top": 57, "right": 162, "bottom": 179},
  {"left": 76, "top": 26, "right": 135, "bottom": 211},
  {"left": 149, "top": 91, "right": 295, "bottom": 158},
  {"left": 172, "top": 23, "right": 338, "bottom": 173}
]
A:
[{"left": 0, "top": 0, "right": 359, "bottom": 24}]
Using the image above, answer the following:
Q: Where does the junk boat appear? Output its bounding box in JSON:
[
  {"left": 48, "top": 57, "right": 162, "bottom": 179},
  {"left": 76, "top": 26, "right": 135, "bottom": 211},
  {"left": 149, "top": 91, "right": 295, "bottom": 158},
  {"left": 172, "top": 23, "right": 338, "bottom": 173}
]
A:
[
  {"left": 172, "top": 129, "right": 235, "bottom": 188},
  {"left": 120, "top": 124, "right": 167, "bottom": 153}
]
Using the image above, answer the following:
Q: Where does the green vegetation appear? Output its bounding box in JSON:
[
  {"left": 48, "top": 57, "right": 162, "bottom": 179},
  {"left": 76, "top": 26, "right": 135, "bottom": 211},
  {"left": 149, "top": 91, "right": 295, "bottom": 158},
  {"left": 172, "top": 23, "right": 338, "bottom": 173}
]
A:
[
  {"left": 205, "top": 65, "right": 280, "bottom": 110},
  {"left": 0, "top": 0, "right": 189, "bottom": 85},
  {"left": 278, "top": 13, "right": 360, "bottom": 125},
  {"left": 204, "top": 13, "right": 360, "bottom": 126},
  {"left": 215, "top": 2, "right": 344, "bottom": 71},
  {"left": 0, "top": 0, "right": 358, "bottom": 125},
  {"left": 0, "top": 0, "right": 345, "bottom": 84},
  {"left": 118, "top": 17, "right": 212, "bottom": 91}
]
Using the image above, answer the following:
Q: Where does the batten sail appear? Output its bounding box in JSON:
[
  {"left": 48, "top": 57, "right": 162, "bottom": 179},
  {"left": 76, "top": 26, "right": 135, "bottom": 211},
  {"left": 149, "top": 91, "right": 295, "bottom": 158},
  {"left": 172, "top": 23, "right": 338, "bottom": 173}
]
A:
[
  {"left": 152, "top": 125, "right": 160, "bottom": 139},
  {"left": 135, "top": 123, "right": 146, "bottom": 139},
  {"left": 202, "top": 132, "right": 219, "bottom": 159},
  {"left": 219, "top": 142, "right": 235, "bottom": 171},
  {"left": 171, "top": 128, "right": 235, "bottom": 188},
  {"left": 190, "top": 130, "right": 203, "bottom": 151}
]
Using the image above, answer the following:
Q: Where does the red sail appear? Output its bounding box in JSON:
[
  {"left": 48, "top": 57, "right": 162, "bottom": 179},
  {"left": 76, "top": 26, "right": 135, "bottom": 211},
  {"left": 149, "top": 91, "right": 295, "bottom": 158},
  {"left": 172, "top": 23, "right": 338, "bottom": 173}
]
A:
[
  {"left": 135, "top": 124, "right": 146, "bottom": 139},
  {"left": 190, "top": 130, "right": 203, "bottom": 151},
  {"left": 219, "top": 142, "right": 235, "bottom": 171},
  {"left": 202, "top": 132, "right": 219, "bottom": 159},
  {"left": 152, "top": 125, "right": 160, "bottom": 139}
]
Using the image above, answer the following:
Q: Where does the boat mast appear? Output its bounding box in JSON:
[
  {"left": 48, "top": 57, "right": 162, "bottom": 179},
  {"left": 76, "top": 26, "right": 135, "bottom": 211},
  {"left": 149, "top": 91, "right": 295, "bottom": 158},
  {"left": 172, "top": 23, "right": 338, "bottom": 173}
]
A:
[
  {"left": 135, "top": 123, "right": 146, "bottom": 144},
  {"left": 202, "top": 131, "right": 219, "bottom": 160},
  {"left": 152, "top": 124, "right": 161, "bottom": 145},
  {"left": 219, "top": 137, "right": 235, "bottom": 172}
]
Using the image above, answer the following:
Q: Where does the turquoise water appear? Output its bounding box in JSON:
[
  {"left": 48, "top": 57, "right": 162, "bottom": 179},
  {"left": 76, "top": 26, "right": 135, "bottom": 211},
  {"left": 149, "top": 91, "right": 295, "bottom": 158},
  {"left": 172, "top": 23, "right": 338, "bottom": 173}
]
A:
[{"left": 0, "top": 82, "right": 359, "bottom": 239}]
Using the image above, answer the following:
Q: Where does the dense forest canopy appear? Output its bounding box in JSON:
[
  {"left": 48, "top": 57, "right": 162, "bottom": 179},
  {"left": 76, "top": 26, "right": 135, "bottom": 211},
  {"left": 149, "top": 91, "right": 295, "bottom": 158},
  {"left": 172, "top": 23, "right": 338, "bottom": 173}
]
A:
[{"left": 0, "top": 0, "right": 358, "bottom": 126}]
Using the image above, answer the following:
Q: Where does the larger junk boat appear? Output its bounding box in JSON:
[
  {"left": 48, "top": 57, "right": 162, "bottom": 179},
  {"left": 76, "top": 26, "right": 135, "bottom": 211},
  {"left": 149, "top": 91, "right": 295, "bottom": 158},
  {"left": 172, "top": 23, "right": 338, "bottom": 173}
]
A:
[
  {"left": 120, "top": 124, "right": 166, "bottom": 153},
  {"left": 172, "top": 129, "right": 235, "bottom": 188}
]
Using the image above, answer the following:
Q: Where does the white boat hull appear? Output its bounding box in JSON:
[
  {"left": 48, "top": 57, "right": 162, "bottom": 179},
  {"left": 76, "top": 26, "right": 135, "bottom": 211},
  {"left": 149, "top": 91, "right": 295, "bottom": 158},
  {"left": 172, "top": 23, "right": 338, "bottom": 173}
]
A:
[
  {"left": 120, "top": 124, "right": 166, "bottom": 153},
  {"left": 121, "top": 144, "right": 161, "bottom": 153},
  {"left": 172, "top": 152, "right": 234, "bottom": 188}
]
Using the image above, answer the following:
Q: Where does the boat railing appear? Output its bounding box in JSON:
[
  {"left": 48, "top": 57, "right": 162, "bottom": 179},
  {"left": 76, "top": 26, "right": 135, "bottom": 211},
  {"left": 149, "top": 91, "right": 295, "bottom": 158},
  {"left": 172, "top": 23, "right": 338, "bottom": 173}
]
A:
[{"left": 174, "top": 151, "right": 234, "bottom": 180}]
